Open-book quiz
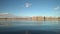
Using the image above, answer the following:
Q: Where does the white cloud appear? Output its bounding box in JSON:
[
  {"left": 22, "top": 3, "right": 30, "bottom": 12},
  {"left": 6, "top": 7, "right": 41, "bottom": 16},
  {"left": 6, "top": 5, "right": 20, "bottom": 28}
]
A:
[
  {"left": 25, "top": 2, "right": 31, "bottom": 8},
  {"left": 54, "top": 6, "right": 60, "bottom": 10}
]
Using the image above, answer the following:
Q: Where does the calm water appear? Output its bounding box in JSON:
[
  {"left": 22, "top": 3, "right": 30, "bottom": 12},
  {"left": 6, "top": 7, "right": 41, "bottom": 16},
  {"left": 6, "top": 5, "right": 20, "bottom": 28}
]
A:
[{"left": 0, "top": 20, "right": 60, "bottom": 34}]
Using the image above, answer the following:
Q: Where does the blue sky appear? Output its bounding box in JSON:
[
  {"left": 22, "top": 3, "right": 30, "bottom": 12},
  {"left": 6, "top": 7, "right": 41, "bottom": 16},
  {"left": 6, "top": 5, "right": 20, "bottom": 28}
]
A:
[{"left": 0, "top": 0, "right": 60, "bottom": 17}]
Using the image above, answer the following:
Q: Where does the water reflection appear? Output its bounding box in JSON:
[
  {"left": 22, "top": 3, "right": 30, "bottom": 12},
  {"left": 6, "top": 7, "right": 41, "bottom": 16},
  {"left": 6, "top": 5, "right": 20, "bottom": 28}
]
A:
[
  {"left": 0, "top": 20, "right": 60, "bottom": 26},
  {"left": 0, "top": 20, "right": 60, "bottom": 34}
]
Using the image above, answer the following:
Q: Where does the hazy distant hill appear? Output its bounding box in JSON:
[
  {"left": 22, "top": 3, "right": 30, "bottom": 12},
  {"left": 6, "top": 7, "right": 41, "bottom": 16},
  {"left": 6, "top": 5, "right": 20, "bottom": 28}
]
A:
[
  {"left": 0, "top": 13, "right": 17, "bottom": 18},
  {"left": 0, "top": 13, "right": 31, "bottom": 18}
]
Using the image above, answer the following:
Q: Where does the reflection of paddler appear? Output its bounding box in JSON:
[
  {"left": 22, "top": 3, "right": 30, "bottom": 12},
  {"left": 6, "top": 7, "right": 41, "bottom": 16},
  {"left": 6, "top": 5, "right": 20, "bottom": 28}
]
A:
[{"left": 25, "top": 30, "right": 28, "bottom": 34}]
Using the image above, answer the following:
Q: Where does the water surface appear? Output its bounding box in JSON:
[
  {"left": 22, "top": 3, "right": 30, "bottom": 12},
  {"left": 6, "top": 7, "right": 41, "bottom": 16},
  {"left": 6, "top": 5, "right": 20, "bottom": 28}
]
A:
[{"left": 0, "top": 20, "right": 60, "bottom": 34}]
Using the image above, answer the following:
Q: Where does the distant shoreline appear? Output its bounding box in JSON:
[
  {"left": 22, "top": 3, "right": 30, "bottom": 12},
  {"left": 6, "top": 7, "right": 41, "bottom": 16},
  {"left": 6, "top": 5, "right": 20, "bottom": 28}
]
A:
[{"left": 0, "top": 16, "right": 60, "bottom": 21}]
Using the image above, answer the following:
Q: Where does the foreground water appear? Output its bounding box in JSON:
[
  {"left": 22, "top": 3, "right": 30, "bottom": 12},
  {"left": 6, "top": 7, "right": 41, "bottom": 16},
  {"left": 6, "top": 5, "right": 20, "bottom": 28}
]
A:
[{"left": 0, "top": 20, "right": 60, "bottom": 34}]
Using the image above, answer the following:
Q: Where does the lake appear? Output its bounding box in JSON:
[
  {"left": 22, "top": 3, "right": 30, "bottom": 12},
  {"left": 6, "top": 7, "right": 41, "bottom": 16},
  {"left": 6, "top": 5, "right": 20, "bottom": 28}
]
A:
[{"left": 0, "top": 20, "right": 60, "bottom": 34}]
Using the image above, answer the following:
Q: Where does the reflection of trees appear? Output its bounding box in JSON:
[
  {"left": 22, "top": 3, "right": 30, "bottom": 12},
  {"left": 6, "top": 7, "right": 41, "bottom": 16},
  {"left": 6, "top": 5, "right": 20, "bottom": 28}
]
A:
[
  {"left": 58, "top": 17, "right": 60, "bottom": 19},
  {"left": 4, "top": 18, "right": 9, "bottom": 25},
  {"left": 0, "top": 23, "right": 2, "bottom": 25},
  {"left": 57, "top": 17, "right": 60, "bottom": 25},
  {"left": 57, "top": 17, "right": 60, "bottom": 21},
  {"left": 5, "top": 18, "right": 8, "bottom": 21},
  {"left": 44, "top": 16, "right": 45, "bottom": 21},
  {"left": 0, "top": 18, "right": 8, "bottom": 25}
]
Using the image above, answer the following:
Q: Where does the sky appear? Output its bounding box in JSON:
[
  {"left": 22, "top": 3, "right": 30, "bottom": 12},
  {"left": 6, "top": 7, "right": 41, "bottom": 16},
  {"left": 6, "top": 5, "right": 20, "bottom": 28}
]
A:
[{"left": 0, "top": 0, "right": 60, "bottom": 17}]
